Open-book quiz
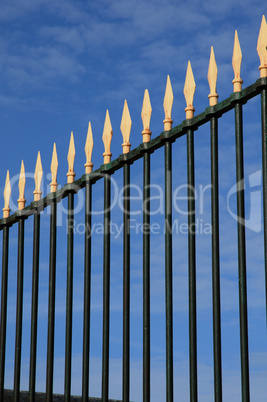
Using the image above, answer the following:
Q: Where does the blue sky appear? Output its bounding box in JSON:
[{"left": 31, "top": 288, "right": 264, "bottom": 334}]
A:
[{"left": 0, "top": 1, "right": 267, "bottom": 401}]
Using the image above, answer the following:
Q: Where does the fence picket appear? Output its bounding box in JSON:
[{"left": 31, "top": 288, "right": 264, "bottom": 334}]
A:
[{"left": 0, "top": 16, "right": 266, "bottom": 401}]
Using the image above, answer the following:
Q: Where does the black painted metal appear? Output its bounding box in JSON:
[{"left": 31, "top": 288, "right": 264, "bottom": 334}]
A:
[
  {"left": 0, "top": 226, "right": 9, "bottom": 401},
  {"left": 82, "top": 180, "right": 92, "bottom": 402},
  {"left": 0, "top": 78, "right": 266, "bottom": 401},
  {"left": 0, "top": 79, "right": 266, "bottom": 231},
  {"left": 14, "top": 218, "right": 25, "bottom": 402},
  {"left": 187, "top": 129, "right": 198, "bottom": 402},
  {"left": 143, "top": 151, "right": 150, "bottom": 402},
  {"left": 165, "top": 141, "right": 173, "bottom": 402},
  {"left": 234, "top": 102, "right": 250, "bottom": 402},
  {"left": 29, "top": 211, "right": 41, "bottom": 402},
  {"left": 210, "top": 116, "right": 222, "bottom": 402},
  {"left": 123, "top": 163, "right": 130, "bottom": 402},
  {"left": 261, "top": 88, "right": 267, "bottom": 321},
  {"left": 46, "top": 199, "right": 57, "bottom": 401},
  {"left": 102, "top": 174, "right": 111, "bottom": 402},
  {"left": 65, "top": 192, "right": 74, "bottom": 402}
]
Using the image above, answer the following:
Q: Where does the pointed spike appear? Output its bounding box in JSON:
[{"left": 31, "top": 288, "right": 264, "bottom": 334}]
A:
[
  {"left": 18, "top": 160, "right": 26, "bottom": 201},
  {"left": 232, "top": 30, "right": 243, "bottom": 92},
  {"left": 33, "top": 151, "right": 43, "bottom": 201},
  {"left": 67, "top": 131, "right": 76, "bottom": 183},
  {"left": 232, "top": 31, "right": 242, "bottom": 76},
  {"left": 102, "top": 110, "right": 113, "bottom": 164},
  {"left": 141, "top": 89, "right": 152, "bottom": 130},
  {"left": 163, "top": 75, "right": 174, "bottom": 130},
  {"left": 184, "top": 61, "right": 196, "bottom": 118},
  {"left": 208, "top": 47, "right": 219, "bottom": 106},
  {"left": 257, "top": 15, "right": 267, "bottom": 77},
  {"left": 18, "top": 160, "right": 26, "bottom": 210},
  {"left": 3, "top": 170, "right": 11, "bottom": 218},
  {"left": 85, "top": 122, "right": 94, "bottom": 173},
  {"left": 141, "top": 89, "right": 152, "bottom": 142},
  {"left": 50, "top": 143, "right": 58, "bottom": 192},
  {"left": 121, "top": 100, "right": 132, "bottom": 153}
]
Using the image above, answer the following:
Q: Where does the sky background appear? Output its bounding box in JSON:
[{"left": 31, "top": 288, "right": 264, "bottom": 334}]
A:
[{"left": 0, "top": 1, "right": 267, "bottom": 401}]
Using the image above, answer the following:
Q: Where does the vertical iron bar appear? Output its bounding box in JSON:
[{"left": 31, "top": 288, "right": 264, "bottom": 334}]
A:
[
  {"left": 234, "top": 102, "right": 250, "bottom": 402},
  {"left": 29, "top": 211, "right": 41, "bottom": 402},
  {"left": 143, "top": 151, "right": 150, "bottom": 402},
  {"left": 123, "top": 163, "right": 130, "bottom": 402},
  {"left": 46, "top": 199, "right": 57, "bottom": 401},
  {"left": 64, "top": 192, "right": 74, "bottom": 402},
  {"left": 210, "top": 117, "right": 222, "bottom": 402},
  {"left": 82, "top": 180, "right": 92, "bottom": 402},
  {"left": 187, "top": 129, "right": 198, "bottom": 402},
  {"left": 14, "top": 217, "right": 25, "bottom": 402},
  {"left": 261, "top": 88, "right": 267, "bottom": 320},
  {"left": 0, "top": 225, "right": 9, "bottom": 401},
  {"left": 102, "top": 173, "right": 111, "bottom": 402},
  {"left": 165, "top": 141, "right": 173, "bottom": 402}
]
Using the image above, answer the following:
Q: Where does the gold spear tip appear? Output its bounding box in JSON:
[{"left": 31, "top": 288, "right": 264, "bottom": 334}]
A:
[
  {"left": 257, "top": 15, "right": 267, "bottom": 77},
  {"left": 102, "top": 110, "right": 113, "bottom": 164},
  {"left": 34, "top": 151, "right": 43, "bottom": 201},
  {"left": 141, "top": 89, "right": 152, "bottom": 142},
  {"left": 3, "top": 170, "right": 11, "bottom": 218},
  {"left": 50, "top": 143, "right": 58, "bottom": 192},
  {"left": 18, "top": 160, "right": 26, "bottom": 210},
  {"left": 85, "top": 121, "right": 94, "bottom": 173},
  {"left": 184, "top": 61, "right": 196, "bottom": 118},
  {"left": 208, "top": 46, "right": 219, "bottom": 106},
  {"left": 67, "top": 131, "right": 76, "bottom": 183},
  {"left": 121, "top": 100, "right": 132, "bottom": 153},
  {"left": 163, "top": 75, "right": 174, "bottom": 130},
  {"left": 232, "top": 30, "right": 243, "bottom": 92}
]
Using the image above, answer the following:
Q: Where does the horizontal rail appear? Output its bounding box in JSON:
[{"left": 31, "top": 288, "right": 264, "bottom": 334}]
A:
[
  {"left": 3, "top": 389, "right": 126, "bottom": 402},
  {"left": 0, "top": 77, "right": 266, "bottom": 231}
]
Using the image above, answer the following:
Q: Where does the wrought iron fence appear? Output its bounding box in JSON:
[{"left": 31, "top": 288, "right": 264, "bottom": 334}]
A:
[{"left": 0, "top": 15, "right": 267, "bottom": 402}]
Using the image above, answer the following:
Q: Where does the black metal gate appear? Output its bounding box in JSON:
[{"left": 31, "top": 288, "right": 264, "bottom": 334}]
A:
[{"left": 0, "top": 17, "right": 266, "bottom": 402}]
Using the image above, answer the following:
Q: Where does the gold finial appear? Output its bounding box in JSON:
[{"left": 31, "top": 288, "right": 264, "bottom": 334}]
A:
[
  {"left": 50, "top": 143, "right": 58, "bottom": 192},
  {"left": 257, "top": 15, "right": 267, "bottom": 77},
  {"left": 121, "top": 100, "right": 132, "bottom": 153},
  {"left": 141, "top": 89, "right": 152, "bottom": 142},
  {"left": 208, "top": 47, "right": 219, "bottom": 106},
  {"left": 232, "top": 30, "right": 243, "bottom": 92},
  {"left": 85, "top": 122, "right": 94, "bottom": 173},
  {"left": 184, "top": 61, "right": 196, "bottom": 119},
  {"left": 33, "top": 151, "right": 43, "bottom": 201},
  {"left": 18, "top": 161, "right": 26, "bottom": 210},
  {"left": 163, "top": 75, "right": 174, "bottom": 130},
  {"left": 102, "top": 110, "right": 113, "bottom": 164},
  {"left": 67, "top": 131, "right": 76, "bottom": 183},
  {"left": 3, "top": 170, "right": 11, "bottom": 218}
]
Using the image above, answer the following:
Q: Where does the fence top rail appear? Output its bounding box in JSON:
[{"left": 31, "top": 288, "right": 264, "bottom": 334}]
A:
[
  {"left": 0, "top": 76, "right": 266, "bottom": 231},
  {"left": 1, "top": 15, "right": 267, "bottom": 228}
]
